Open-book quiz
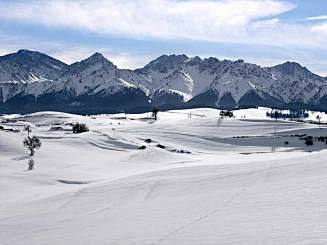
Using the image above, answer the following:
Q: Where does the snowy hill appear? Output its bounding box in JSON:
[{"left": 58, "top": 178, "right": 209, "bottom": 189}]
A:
[
  {"left": 2, "top": 108, "right": 327, "bottom": 244},
  {"left": 1, "top": 50, "right": 327, "bottom": 113}
]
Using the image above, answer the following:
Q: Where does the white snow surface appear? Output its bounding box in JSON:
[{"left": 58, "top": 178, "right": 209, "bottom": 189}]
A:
[{"left": 1, "top": 108, "right": 327, "bottom": 244}]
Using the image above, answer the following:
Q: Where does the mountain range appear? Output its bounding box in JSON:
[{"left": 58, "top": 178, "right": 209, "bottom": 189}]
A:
[{"left": 1, "top": 49, "right": 327, "bottom": 114}]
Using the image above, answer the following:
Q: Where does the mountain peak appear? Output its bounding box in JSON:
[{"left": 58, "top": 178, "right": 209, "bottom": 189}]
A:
[
  {"left": 275, "top": 61, "right": 309, "bottom": 71},
  {"left": 86, "top": 52, "right": 106, "bottom": 62},
  {"left": 16, "top": 49, "right": 37, "bottom": 54},
  {"left": 0, "top": 49, "right": 68, "bottom": 84},
  {"left": 1, "top": 49, "right": 67, "bottom": 66},
  {"left": 270, "top": 61, "right": 313, "bottom": 78},
  {"left": 67, "top": 52, "right": 116, "bottom": 76},
  {"left": 75, "top": 52, "right": 115, "bottom": 67},
  {"left": 2, "top": 49, "right": 49, "bottom": 60},
  {"left": 185, "top": 56, "right": 202, "bottom": 65},
  {"left": 281, "top": 61, "right": 303, "bottom": 68},
  {"left": 141, "top": 54, "right": 189, "bottom": 72},
  {"left": 152, "top": 54, "right": 189, "bottom": 65}
]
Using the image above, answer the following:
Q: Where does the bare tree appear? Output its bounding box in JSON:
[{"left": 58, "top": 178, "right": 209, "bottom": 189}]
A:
[
  {"left": 24, "top": 125, "right": 32, "bottom": 136},
  {"left": 274, "top": 111, "right": 279, "bottom": 120},
  {"left": 316, "top": 115, "right": 321, "bottom": 124},
  {"left": 152, "top": 108, "right": 159, "bottom": 121},
  {"left": 27, "top": 158, "right": 35, "bottom": 171}
]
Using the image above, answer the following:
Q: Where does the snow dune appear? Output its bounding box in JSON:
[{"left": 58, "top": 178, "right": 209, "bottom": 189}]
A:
[{"left": 1, "top": 108, "right": 327, "bottom": 244}]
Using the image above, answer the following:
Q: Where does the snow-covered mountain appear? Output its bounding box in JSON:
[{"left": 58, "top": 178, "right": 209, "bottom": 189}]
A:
[
  {"left": 135, "top": 55, "right": 327, "bottom": 110},
  {"left": 0, "top": 49, "right": 67, "bottom": 84},
  {"left": 1, "top": 50, "right": 327, "bottom": 113}
]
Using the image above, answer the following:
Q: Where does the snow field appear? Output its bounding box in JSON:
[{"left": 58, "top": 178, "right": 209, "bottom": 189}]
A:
[{"left": 1, "top": 108, "right": 327, "bottom": 244}]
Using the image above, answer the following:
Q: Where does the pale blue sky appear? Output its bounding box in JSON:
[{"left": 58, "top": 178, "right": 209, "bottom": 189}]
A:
[{"left": 0, "top": 0, "right": 326, "bottom": 75}]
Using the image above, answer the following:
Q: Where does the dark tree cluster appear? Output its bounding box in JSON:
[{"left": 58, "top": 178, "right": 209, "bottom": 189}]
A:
[
  {"left": 304, "top": 136, "right": 314, "bottom": 146},
  {"left": 72, "top": 123, "right": 89, "bottom": 134},
  {"left": 266, "top": 110, "right": 309, "bottom": 120},
  {"left": 219, "top": 110, "right": 234, "bottom": 118}
]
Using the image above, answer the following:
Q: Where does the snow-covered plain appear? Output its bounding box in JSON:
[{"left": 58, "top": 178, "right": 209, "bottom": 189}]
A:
[{"left": 1, "top": 108, "right": 327, "bottom": 245}]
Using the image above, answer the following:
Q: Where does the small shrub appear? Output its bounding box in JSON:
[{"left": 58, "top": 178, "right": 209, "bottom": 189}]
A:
[
  {"left": 220, "top": 110, "right": 234, "bottom": 118},
  {"left": 144, "top": 138, "right": 152, "bottom": 143},
  {"left": 156, "top": 144, "right": 166, "bottom": 149},
  {"left": 0, "top": 125, "right": 4, "bottom": 130},
  {"left": 72, "top": 123, "right": 89, "bottom": 134},
  {"left": 304, "top": 136, "right": 313, "bottom": 146},
  {"left": 138, "top": 145, "right": 146, "bottom": 150},
  {"left": 23, "top": 136, "right": 42, "bottom": 156},
  {"left": 171, "top": 149, "right": 191, "bottom": 154},
  {"left": 49, "top": 126, "right": 64, "bottom": 131},
  {"left": 180, "top": 150, "right": 191, "bottom": 154},
  {"left": 284, "top": 141, "right": 289, "bottom": 145}
]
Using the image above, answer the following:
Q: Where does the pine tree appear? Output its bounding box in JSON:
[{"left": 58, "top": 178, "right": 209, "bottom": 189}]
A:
[{"left": 23, "top": 136, "right": 42, "bottom": 156}]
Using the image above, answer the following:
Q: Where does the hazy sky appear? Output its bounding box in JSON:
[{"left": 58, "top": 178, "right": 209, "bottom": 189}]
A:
[{"left": 0, "top": 0, "right": 327, "bottom": 75}]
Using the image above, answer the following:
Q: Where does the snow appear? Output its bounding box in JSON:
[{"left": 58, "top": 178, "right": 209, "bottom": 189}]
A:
[
  {"left": 117, "top": 78, "right": 136, "bottom": 88},
  {"left": 1, "top": 108, "right": 327, "bottom": 244},
  {"left": 247, "top": 81, "right": 256, "bottom": 89},
  {"left": 168, "top": 89, "right": 192, "bottom": 101}
]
